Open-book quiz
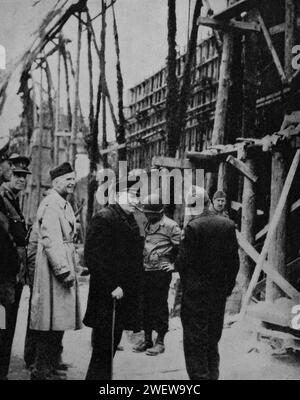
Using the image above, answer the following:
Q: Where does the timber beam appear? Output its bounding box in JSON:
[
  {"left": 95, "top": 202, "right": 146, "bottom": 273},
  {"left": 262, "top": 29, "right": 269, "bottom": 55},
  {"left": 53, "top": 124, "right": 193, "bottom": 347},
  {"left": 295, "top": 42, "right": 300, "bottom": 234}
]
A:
[
  {"left": 197, "top": 16, "right": 260, "bottom": 31},
  {"left": 257, "top": 12, "right": 287, "bottom": 84},
  {"left": 152, "top": 156, "right": 194, "bottom": 170},
  {"left": 213, "top": 0, "right": 259, "bottom": 21},
  {"left": 237, "top": 231, "right": 300, "bottom": 303},
  {"left": 226, "top": 155, "right": 258, "bottom": 183}
]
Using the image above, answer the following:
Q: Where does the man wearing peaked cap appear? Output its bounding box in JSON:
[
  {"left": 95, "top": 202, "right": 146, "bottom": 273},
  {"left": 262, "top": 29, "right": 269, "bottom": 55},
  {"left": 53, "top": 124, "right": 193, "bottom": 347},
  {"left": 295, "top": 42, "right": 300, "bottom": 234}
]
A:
[
  {"left": 29, "top": 161, "right": 82, "bottom": 380},
  {"left": 0, "top": 153, "right": 30, "bottom": 379},
  {"left": 0, "top": 140, "right": 11, "bottom": 186}
]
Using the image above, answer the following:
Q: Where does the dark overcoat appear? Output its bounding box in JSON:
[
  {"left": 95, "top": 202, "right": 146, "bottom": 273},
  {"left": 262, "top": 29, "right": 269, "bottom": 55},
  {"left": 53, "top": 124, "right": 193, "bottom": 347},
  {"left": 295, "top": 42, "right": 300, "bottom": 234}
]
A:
[
  {"left": 176, "top": 209, "right": 239, "bottom": 311},
  {"left": 83, "top": 204, "right": 143, "bottom": 330}
]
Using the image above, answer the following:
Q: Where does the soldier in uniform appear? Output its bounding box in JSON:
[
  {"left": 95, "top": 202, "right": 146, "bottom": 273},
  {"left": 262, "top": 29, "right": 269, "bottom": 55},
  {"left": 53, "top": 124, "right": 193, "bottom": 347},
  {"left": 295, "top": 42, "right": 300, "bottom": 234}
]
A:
[
  {"left": 210, "top": 190, "right": 229, "bottom": 218},
  {"left": 133, "top": 193, "right": 181, "bottom": 356},
  {"left": 0, "top": 155, "right": 31, "bottom": 380}
]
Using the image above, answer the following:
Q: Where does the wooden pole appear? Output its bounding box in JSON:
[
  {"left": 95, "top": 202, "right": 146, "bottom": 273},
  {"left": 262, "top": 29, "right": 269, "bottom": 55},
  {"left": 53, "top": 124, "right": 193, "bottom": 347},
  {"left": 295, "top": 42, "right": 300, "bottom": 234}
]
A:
[
  {"left": 37, "top": 66, "right": 44, "bottom": 203},
  {"left": 70, "top": 12, "right": 82, "bottom": 167},
  {"left": 206, "top": 24, "right": 234, "bottom": 197},
  {"left": 61, "top": 42, "right": 73, "bottom": 131},
  {"left": 54, "top": 42, "right": 61, "bottom": 165},
  {"left": 240, "top": 149, "right": 300, "bottom": 318},
  {"left": 166, "top": 0, "right": 178, "bottom": 158},
  {"left": 238, "top": 10, "right": 258, "bottom": 299},
  {"left": 266, "top": 0, "right": 296, "bottom": 302},
  {"left": 111, "top": 2, "right": 126, "bottom": 162},
  {"left": 100, "top": 0, "right": 108, "bottom": 167},
  {"left": 44, "top": 60, "right": 55, "bottom": 160}
]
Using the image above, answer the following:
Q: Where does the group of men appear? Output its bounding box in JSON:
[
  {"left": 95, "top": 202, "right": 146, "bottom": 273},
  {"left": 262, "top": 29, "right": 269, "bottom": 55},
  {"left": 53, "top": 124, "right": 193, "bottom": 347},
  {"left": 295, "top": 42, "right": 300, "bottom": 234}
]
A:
[
  {"left": 0, "top": 146, "right": 240, "bottom": 381},
  {"left": 84, "top": 181, "right": 239, "bottom": 380}
]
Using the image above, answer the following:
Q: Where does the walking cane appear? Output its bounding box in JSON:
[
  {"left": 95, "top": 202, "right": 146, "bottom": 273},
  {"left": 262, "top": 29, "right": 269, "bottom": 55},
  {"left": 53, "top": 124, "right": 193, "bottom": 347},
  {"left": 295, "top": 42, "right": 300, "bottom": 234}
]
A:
[{"left": 110, "top": 297, "right": 117, "bottom": 380}]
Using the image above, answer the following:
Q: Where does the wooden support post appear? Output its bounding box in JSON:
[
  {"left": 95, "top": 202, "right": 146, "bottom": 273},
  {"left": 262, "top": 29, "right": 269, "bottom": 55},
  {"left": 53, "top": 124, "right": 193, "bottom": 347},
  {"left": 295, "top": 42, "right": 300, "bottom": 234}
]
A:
[
  {"left": 37, "top": 67, "right": 43, "bottom": 203},
  {"left": 100, "top": 0, "right": 108, "bottom": 167},
  {"left": 70, "top": 12, "right": 82, "bottom": 168},
  {"left": 240, "top": 149, "right": 300, "bottom": 319},
  {"left": 237, "top": 9, "right": 259, "bottom": 303},
  {"left": 266, "top": 0, "right": 296, "bottom": 302},
  {"left": 54, "top": 43, "right": 61, "bottom": 165},
  {"left": 206, "top": 0, "right": 238, "bottom": 197}
]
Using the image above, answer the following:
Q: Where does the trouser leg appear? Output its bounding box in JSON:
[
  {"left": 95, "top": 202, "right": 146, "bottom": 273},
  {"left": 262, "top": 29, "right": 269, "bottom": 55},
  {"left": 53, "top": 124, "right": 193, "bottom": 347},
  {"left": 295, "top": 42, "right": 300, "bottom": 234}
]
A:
[
  {"left": 207, "top": 299, "right": 226, "bottom": 380},
  {"left": 51, "top": 331, "right": 64, "bottom": 368},
  {"left": 0, "top": 283, "right": 23, "bottom": 379},
  {"left": 31, "top": 331, "right": 53, "bottom": 379},
  {"left": 181, "top": 298, "right": 210, "bottom": 380},
  {"left": 24, "top": 287, "right": 37, "bottom": 368},
  {"left": 86, "top": 306, "right": 123, "bottom": 380},
  {"left": 143, "top": 271, "right": 171, "bottom": 339}
]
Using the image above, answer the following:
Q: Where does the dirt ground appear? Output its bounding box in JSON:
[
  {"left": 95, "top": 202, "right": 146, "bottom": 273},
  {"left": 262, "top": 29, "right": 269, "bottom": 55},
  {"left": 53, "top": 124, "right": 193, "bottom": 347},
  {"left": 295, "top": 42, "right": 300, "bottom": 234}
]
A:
[{"left": 7, "top": 281, "right": 300, "bottom": 380}]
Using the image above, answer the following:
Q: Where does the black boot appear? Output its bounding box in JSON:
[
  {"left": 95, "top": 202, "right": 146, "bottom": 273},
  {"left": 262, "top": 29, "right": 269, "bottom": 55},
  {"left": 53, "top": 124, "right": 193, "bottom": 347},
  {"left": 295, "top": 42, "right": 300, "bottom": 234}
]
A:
[
  {"left": 133, "top": 331, "right": 153, "bottom": 353},
  {"left": 146, "top": 332, "right": 166, "bottom": 356}
]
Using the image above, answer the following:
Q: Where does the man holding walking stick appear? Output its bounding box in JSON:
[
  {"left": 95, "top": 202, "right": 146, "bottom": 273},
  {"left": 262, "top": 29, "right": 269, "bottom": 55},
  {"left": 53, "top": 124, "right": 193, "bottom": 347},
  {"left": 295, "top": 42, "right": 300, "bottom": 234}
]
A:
[{"left": 84, "top": 177, "right": 143, "bottom": 380}]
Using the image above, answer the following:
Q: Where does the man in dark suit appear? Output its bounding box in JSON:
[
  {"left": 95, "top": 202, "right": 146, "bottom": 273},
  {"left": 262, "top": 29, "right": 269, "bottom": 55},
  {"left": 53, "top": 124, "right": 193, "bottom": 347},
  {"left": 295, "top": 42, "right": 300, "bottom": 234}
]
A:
[
  {"left": 176, "top": 187, "right": 239, "bottom": 380},
  {"left": 84, "top": 178, "right": 143, "bottom": 380}
]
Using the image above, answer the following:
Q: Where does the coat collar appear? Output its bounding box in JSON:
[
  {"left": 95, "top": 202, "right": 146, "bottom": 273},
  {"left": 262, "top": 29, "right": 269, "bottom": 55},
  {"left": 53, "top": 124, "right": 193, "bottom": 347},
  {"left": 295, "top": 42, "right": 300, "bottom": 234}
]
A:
[
  {"left": 50, "top": 189, "right": 69, "bottom": 210},
  {"left": 145, "top": 214, "right": 166, "bottom": 233},
  {"left": 1, "top": 182, "right": 19, "bottom": 202}
]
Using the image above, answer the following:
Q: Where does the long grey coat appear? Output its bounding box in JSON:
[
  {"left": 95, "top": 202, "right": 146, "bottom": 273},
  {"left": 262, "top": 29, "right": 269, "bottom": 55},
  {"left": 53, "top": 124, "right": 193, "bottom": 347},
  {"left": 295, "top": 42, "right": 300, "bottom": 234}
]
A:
[{"left": 30, "top": 189, "right": 82, "bottom": 331}]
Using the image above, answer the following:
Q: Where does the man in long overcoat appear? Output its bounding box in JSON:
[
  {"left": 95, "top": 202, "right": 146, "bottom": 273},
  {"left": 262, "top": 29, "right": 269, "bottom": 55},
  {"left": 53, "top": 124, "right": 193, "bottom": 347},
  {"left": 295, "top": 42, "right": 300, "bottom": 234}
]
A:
[
  {"left": 30, "top": 162, "right": 82, "bottom": 380},
  {"left": 176, "top": 188, "right": 239, "bottom": 380},
  {"left": 84, "top": 178, "right": 143, "bottom": 380}
]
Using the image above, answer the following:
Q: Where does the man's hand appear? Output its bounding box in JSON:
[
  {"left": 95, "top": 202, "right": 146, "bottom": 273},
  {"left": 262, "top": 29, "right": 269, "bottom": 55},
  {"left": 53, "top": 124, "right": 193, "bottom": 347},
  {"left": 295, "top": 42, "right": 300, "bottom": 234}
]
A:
[
  {"left": 111, "top": 286, "right": 123, "bottom": 300},
  {"left": 161, "top": 263, "right": 175, "bottom": 272},
  {"left": 62, "top": 274, "right": 75, "bottom": 289}
]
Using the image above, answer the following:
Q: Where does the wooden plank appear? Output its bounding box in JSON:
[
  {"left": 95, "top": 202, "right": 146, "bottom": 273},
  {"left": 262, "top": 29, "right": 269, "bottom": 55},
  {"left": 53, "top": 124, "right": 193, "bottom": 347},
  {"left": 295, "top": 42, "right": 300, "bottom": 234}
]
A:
[
  {"left": 213, "top": 0, "right": 258, "bottom": 21},
  {"left": 269, "top": 18, "right": 300, "bottom": 35},
  {"left": 257, "top": 12, "right": 287, "bottom": 84},
  {"left": 236, "top": 231, "right": 300, "bottom": 302},
  {"left": 239, "top": 149, "right": 300, "bottom": 318},
  {"left": 100, "top": 143, "right": 126, "bottom": 155},
  {"left": 226, "top": 155, "right": 258, "bottom": 183},
  {"left": 197, "top": 16, "right": 260, "bottom": 31},
  {"left": 152, "top": 156, "right": 194, "bottom": 170},
  {"left": 291, "top": 198, "right": 300, "bottom": 213},
  {"left": 255, "top": 224, "right": 268, "bottom": 241}
]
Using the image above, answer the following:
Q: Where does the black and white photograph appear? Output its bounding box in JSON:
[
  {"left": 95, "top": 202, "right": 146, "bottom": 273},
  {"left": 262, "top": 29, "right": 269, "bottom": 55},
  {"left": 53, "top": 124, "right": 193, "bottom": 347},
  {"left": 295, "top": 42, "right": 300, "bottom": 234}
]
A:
[{"left": 0, "top": 0, "right": 300, "bottom": 383}]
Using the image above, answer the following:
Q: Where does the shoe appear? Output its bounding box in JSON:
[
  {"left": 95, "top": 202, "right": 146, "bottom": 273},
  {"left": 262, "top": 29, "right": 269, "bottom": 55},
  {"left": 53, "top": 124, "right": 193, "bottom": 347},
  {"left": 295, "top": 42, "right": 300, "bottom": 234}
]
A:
[
  {"left": 132, "top": 341, "right": 153, "bottom": 353},
  {"left": 31, "top": 371, "right": 66, "bottom": 380},
  {"left": 146, "top": 342, "right": 165, "bottom": 356},
  {"left": 55, "top": 362, "right": 72, "bottom": 371},
  {"left": 51, "top": 369, "right": 67, "bottom": 377}
]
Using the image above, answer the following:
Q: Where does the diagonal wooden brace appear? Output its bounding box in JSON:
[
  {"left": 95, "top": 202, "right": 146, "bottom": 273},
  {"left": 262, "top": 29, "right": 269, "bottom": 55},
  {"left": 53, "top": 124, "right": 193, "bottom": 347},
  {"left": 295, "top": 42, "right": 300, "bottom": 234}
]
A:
[
  {"left": 239, "top": 149, "right": 300, "bottom": 319},
  {"left": 226, "top": 155, "right": 258, "bottom": 183},
  {"left": 237, "top": 231, "right": 300, "bottom": 303},
  {"left": 257, "top": 12, "right": 287, "bottom": 84}
]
